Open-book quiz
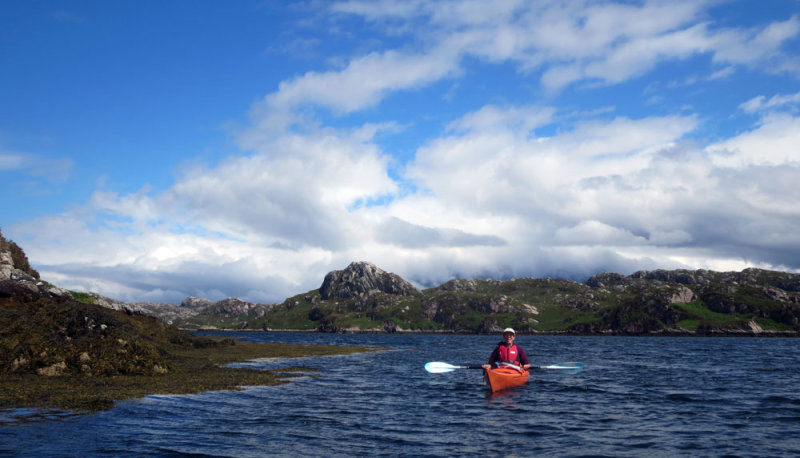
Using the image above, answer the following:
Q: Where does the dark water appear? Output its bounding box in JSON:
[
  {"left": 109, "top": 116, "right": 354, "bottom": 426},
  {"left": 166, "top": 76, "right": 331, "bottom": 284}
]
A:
[{"left": 2, "top": 333, "right": 799, "bottom": 457}]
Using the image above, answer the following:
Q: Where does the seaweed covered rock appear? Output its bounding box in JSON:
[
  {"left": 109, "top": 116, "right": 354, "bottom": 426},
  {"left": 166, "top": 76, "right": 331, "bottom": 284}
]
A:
[
  {"left": 0, "top": 227, "right": 216, "bottom": 377},
  {"left": 0, "top": 292, "right": 180, "bottom": 376}
]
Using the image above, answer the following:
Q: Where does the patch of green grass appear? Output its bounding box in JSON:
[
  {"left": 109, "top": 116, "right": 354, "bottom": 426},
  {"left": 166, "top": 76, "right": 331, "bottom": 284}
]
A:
[
  {"left": 335, "top": 316, "right": 382, "bottom": 329},
  {"left": 753, "top": 317, "right": 796, "bottom": 331},
  {"left": 675, "top": 319, "right": 700, "bottom": 331},
  {"left": 68, "top": 291, "right": 96, "bottom": 304},
  {"left": 533, "top": 306, "right": 600, "bottom": 331},
  {"left": 674, "top": 301, "right": 747, "bottom": 323}
]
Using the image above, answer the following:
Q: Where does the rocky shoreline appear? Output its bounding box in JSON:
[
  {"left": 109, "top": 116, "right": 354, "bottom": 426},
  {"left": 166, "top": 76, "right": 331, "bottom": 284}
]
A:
[{"left": 194, "top": 326, "right": 800, "bottom": 337}]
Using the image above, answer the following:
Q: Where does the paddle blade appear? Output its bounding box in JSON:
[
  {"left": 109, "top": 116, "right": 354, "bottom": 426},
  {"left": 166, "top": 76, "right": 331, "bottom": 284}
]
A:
[
  {"left": 540, "top": 362, "right": 584, "bottom": 375},
  {"left": 424, "top": 362, "right": 460, "bottom": 373}
]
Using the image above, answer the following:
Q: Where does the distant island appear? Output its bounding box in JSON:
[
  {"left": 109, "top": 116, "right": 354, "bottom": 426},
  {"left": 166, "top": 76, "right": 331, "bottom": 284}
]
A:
[
  {"left": 145, "top": 261, "right": 798, "bottom": 336},
  {"left": 6, "top": 224, "right": 797, "bottom": 336}
]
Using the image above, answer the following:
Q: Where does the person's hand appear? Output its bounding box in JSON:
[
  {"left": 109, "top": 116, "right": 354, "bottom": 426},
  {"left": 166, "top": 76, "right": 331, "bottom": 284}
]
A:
[{"left": 482, "top": 364, "right": 490, "bottom": 369}]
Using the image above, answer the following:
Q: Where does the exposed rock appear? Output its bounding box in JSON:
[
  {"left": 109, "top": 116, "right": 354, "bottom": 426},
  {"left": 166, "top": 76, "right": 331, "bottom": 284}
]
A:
[
  {"left": 746, "top": 320, "right": 763, "bottom": 334},
  {"left": 88, "top": 293, "right": 146, "bottom": 315},
  {"left": 631, "top": 269, "right": 699, "bottom": 285},
  {"left": 764, "top": 287, "right": 790, "bottom": 302},
  {"left": 383, "top": 321, "right": 402, "bottom": 333},
  {"left": 586, "top": 272, "right": 627, "bottom": 288},
  {"left": 182, "top": 296, "right": 215, "bottom": 308},
  {"left": 433, "top": 278, "right": 478, "bottom": 292},
  {"left": 670, "top": 286, "right": 696, "bottom": 304},
  {"left": 10, "top": 357, "right": 28, "bottom": 372},
  {"left": 319, "top": 261, "right": 420, "bottom": 300},
  {"left": 201, "top": 297, "right": 272, "bottom": 317},
  {"left": 561, "top": 295, "right": 599, "bottom": 309},
  {"left": 477, "top": 317, "right": 504, "bottom": 334},
  {"left": 37, "top": 361, "right": 67, "bottom": 376},
  {"left": 0, "top": 279, "right": 41, "bottom": 301},
  {"left": 134, "top": 302, "right": 195, "bottom": 324}
]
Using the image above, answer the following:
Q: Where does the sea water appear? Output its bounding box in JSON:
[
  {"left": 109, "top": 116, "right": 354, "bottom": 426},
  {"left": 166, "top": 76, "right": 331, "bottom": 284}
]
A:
[{"left": 1, "top": 333, "right": 799, "bottom": 456}]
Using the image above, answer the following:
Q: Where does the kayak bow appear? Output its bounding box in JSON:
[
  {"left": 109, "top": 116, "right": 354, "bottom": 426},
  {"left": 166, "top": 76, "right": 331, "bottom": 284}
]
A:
[{"left": 484, "top": 365, "right": 529, "bottom": 392}]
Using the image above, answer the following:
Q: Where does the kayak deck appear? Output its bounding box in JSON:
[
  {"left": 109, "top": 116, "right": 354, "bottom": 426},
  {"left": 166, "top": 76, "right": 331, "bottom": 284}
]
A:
[{"left": 484, "top": 366, "right": 529, "bottom": 392}]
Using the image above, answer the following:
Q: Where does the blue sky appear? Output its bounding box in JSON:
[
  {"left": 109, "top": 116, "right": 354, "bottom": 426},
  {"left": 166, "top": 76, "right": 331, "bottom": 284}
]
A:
[{"left": 2, "top": 0, "right": 799, "bottom": 304}]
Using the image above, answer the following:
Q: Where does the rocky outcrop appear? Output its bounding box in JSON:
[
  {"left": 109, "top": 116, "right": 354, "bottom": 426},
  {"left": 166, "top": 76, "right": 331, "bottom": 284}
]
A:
[
  {"left": 319, "top": 261, "right": 420, "bottom": 300},
  {"left": 0, "top": 235, "right": 71, "bottom": 302},
  {"left": 134, "top": 296, "right": 273, "bottom": 326},
  {"left": 670, "top": 286, "right": 696, "bottom": 304},
  {"left": 87, "top": 293, "right": 147, "bottom": 315},
  {"left": 602, "top": 288, "right": 683, "bottom": 333},
  {"left": 199, "top": 297, "right": 272, "bottom": 317},
  {"left": 135, "top": 302, "right": 196, "bottom": 325},
  {"left": 182, "top": 296, "right": 214, "bottom": 308},
  {"left": 0, "top": 229, "right": 39, "bottom": 279},
  {"left": 585, "top": 272, "right": 628, "bottom": 288},
  {"left": 432, "top": 278, "right": 479, "bottom": 292}
]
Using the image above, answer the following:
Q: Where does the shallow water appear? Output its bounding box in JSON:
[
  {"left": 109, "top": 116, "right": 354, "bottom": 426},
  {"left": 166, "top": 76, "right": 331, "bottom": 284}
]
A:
[{"left": 2, "top": 333, "right": 799, "bottom": 456}]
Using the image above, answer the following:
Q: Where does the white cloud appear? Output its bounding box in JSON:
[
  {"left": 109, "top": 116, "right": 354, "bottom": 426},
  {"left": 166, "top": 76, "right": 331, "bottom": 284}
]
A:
[
  {"left": 446, "top": 105, "right": 555, "bottom": 135},
  {"left": 0, "top": 152, "right": 29, "bottom": 170},
  {"left": 0, "top": 149, "right": 72, "bottom": 182},
  {"left": 712, "top": 15, "right": 800, "bottom": 68},
  {"left": 343, "top": 1, "right": 797, "bottom": 92},
  {"left": 170, "top": 128, "right": 398, "bottom": 248},
  {"left": 739, "top": 91, "right": 800, "bottom": 113},
  {"left": 554, "top": 220, "right": 648, "bottom": 246},
  {"left": 706, "top": 114, "right": 800, "bottom": 168},
  {"left": 265, "top": 48, "right": 460, "bottom": 115},
  {"left": 259, "top": 0, "right": 800, "bottom": 118}
]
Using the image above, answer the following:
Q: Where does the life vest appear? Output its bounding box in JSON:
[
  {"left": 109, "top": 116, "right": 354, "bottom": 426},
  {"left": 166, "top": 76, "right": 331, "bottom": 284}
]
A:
[{"left": 497, "top": 344, "right": 519, "bottom": 364}]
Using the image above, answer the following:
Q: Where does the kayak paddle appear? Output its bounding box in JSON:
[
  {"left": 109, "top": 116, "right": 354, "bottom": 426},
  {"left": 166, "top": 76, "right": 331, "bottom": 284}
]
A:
[
  {"left": 425, "top": 361, "right": 583, "bottom": 374},
  {"left": 424, "top": 362, "right": 483, "bottom": 373},
  {"left": 532, "top": 362, "right": 584, "bottom": 374}
]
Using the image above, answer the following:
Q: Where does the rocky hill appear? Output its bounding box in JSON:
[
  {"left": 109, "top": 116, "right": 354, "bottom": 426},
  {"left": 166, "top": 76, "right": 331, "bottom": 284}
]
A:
[{"left": 320, "top": 261, "right": 421, "bottom": 300}]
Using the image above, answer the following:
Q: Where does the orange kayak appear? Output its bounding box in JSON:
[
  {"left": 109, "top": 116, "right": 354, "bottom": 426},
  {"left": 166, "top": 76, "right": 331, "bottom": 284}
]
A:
[{"left": 484, "top": 366, "right": 529, "bottom": 392}]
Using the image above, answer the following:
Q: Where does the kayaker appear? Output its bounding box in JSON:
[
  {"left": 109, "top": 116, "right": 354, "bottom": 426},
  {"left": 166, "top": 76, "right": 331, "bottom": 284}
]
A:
[{"left": 482, "top": 328, "right": 531, "bottom": 371}]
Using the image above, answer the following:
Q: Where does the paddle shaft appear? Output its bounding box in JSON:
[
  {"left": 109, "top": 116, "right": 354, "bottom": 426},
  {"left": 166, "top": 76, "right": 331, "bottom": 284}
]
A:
[{"left": 425, "top": 361, "right": 582, "bottom": 374}]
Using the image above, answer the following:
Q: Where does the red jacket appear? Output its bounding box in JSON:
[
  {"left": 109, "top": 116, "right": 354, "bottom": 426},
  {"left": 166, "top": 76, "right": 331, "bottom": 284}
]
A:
[{"left": 488, "top": 341, "right": 530, "bottom": 366}]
